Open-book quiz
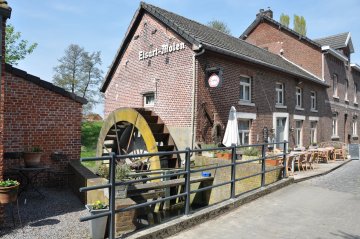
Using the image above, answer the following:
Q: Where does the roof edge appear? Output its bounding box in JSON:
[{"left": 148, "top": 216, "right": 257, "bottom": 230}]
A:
[
  {"left": 240, "top": 15, "right": 322, "bottom": 49},
  {"left": 5, "top": 64, "right": 88, "bottom": 104},
  {"left": 202, "top": 43, "right": 329, "bottom": 87},
  {"left": 322, "top": 46, "right": 349, "bottom": 62}
]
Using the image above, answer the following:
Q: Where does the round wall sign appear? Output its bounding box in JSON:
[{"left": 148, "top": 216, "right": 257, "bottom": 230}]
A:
[{"left": 208, "top": 73, "right": 220, "bottom": 88}]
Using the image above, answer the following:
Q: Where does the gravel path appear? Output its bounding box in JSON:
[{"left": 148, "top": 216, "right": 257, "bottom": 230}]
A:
[{"left": 1, "top": 188, "right": 90, "bottom": 239}]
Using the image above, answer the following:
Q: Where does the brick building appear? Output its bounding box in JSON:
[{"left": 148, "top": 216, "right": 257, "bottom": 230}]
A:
[
  {"left": 101, "top": 2, "right": 358, "bottom": 152},
  {"left": 241, "top": 9, "right": 360, "bottom": 145},
  {"left": 0, "top": 2, "right": 86, "bottom": 223}
]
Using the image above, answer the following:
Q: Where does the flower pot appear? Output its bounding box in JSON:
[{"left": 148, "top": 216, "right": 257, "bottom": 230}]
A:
[
  {"left": 216, "top": 152, "right": 232, "bottom": 160},
  {"left": 86, "top": 205, "right": 109, "bottom": 239},
  {"left": 266, "top": 159, "right": 281, "bottom": 166},
  {"left": 23, "top": 152, "right": 42, "bottom": 167},
  {"left": 0, "top": 184, "right": 19, "bottom": 204}
]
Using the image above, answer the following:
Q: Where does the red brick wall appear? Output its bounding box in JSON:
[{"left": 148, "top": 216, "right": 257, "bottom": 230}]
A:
[
  {"left": 245, "top": 22, "right": 323, "bottom": 79},
  {"left": 195, "top": 51, "right": 331, "bottom": 149},
  {"left": 322, "top": 54, "right": 360, "bottom": 143},
  {"left": 104, "top": 13, "right": 194, "bottom": 128},
  {"left": 3, "top": 71, "right": 83, "bottom": 184}
]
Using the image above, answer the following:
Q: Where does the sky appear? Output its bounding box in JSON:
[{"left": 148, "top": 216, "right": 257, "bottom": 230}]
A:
[{"left": 7, "top": 0, "right": 360, "bottom": 116}]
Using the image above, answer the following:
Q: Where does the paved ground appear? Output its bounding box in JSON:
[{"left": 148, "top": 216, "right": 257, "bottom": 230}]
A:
[
  {"left": 1, "top": 188, "right": 89, "bottom": 239},
  {"left": 169, "top": 160, "right": 360, "bottom": 239}
]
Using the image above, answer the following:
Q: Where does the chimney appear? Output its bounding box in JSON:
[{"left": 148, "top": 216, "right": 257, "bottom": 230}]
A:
[{"left": 256, "top": 8, "right": 273, "bottom": 19}]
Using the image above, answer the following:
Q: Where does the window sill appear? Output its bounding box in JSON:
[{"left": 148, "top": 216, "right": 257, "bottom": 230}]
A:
[
  {"left": 275, "top": 104, "right": 287, "bottom": 109},
  {"left": 354, "top": 102, "right": 358, "bottom": 106},
  {"left": 352, "top": 135, "right": 359, "bottom": 139},
  {"left": 331, "top": 135, "right": 340, "bottom": 140},
  {"left": 345, "top": 99, "right": 349, "bottom": 104},
  {"left": 310, "top": 109, "right": 318, "bottom": 113},
  {"left": 295, "top": 107, "right": 304, "bottom": 111},
  {"left": 333, "top": 95, "right": 339, "bottom": 99},
  {"left": 238, "top": 101, "right": 255, "bottom": 107}
]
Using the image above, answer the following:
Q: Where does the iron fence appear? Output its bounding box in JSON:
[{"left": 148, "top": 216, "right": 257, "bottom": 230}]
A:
[{"left": 79, "top": 141, "right": 288, "bottom": 239}]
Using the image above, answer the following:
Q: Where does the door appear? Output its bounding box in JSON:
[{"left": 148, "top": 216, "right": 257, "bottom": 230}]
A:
[{"left": 276, "top": 118, "right": 286, "bottom": 149}]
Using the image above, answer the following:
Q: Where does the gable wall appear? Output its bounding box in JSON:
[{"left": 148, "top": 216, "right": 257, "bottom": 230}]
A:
[{"left": 245, "top": 22, "right": 323, "bottom": 79}]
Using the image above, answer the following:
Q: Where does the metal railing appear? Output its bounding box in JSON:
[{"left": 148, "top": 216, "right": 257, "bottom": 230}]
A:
[{"left": 79, "top": 141, "right": 288, "bottom": 239}]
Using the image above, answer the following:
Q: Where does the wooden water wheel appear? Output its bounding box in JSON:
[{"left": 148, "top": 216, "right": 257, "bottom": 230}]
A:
[{"left": 96, "top": 108, "right": 180, "bottom": 170}]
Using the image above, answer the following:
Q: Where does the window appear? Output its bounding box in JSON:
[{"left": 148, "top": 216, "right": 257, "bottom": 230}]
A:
[
  {"left": 240, "top": 76, "right": 251, "bottom": 102},
  {"left": 143, "top": 93, "right": 155, "bottom": 107},
  {"left": 275, "top": 83, "right": 284, "bottom": 105},
  {"left": 238, "top": 120, "right": 250, "bottom": 145},
  {"left": 310, "top": 91, "right": 317, "bottom": 110},
  {"left": 296, "top": 87, "right": 302, "bottom": 108},
  {"left": 345, "top": 79, "right": 349, "bottom": 101},
  {"left": 310, "top": 121, "right": 317, "bottom": 144},
  {"left": 353, "top": 116, "right": 358, "bottom": 136},
  {"left": 355, "top": 83, "right": 358, "bottom": 104},
  {"left": 295, "top": 120, "right": 303, "bottom": 147},
  {"left": 332, "top": 113, "right": 338, "bottom": 137},
  {"left": 333, "top": 74, "right": 338, "bottom": 97}
]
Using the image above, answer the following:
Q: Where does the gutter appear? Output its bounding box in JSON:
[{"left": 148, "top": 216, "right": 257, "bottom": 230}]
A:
[
  {"left": 191, "top": 46, "right": 205, "bottom": 151},
  {"left": 350, "top": 63, "right": 360, "bottom": 72},
  {"left": 321, "top": 46, "right": 348, "bottom": 62}
]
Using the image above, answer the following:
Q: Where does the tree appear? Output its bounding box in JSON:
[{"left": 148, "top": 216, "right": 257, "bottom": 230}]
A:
[
  {"left": 53, "top": 44, "right": 103, "bottom": 114},
  {"left": 207, "top": 20, "right": 231, "bottom": 35},
  {"left": 293, "top": 15, "right": 307, "bottom": 36},
  {"left": 5, "top": 24, "right": 38, "bottom": 65},
  {"left": 280, "top": 13, "right": 290, "bottom": 27}
]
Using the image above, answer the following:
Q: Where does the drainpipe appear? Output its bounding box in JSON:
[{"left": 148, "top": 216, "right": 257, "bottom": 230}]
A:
[{"left": 190, "top": 46, "right": 205, "bottom": 150}]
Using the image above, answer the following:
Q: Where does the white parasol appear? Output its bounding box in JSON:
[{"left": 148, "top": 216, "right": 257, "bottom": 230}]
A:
[{"left": 222, "top": 106, "right": 240, "bottom": 147}]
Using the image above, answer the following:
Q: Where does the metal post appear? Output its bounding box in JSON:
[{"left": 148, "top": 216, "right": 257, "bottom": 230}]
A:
[
  {"left": 230, "top": 144, "right": 236, "bottom": 198},
  {"left": 109, "top": 153, "right": 116, "bottom": 239},
  {"left": 261, "top": 144, "right": 266, "bottom": 187},
  {"left": 283, "top": 141, "right": 287, "bottom": 178},
  {"left": 184, "top": 147, "right": 191, "bottom": 216}
]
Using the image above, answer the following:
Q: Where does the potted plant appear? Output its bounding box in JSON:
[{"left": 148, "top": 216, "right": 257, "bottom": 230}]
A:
[
  {"left": 85, "top": 200, "right": 109, "bottom": 239},
  {"left": 115, "top": 163, "right": 131, "bottom": 199},
  {"left": 242, "top": 147, "right": 261, "bottom": 162},
  {"left": 201, "top": 144, "right": 217, "bottom": 158},
  {"left": 0, "top": 179, "right": 20, "bottom": 204},
  {"left": 23, "top": 146, "right": 43, "bottom": 167},
  {"left": 216, "top": 150, "right": 232, "bottom": 160}
]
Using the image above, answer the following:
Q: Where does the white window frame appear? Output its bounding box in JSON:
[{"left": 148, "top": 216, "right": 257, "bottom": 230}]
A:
[
  {"left": 310, "top": 121, "right": 317, "bottom": 144},
  {"left": 353, "top": 116, "right": 358, "bottom": 137},
  {"left": 296, "top": 87, "right": 303, "bottom": 108},
  {"left": 355, "top": 83, "right": 358, "bottom": 104},
  {"left": 275, "top": 83, "right": 284, "bottom": 106},
  {"left": 239, "top": 76, "right": 251, "bottom": 103},
  {"left": 236, "top": 112, "right": 256, "bottom": 145},
  {"left": 238, "top": 120, "right": 251, "bottom": 145},
  {"left": 332, "top": 113, "right": 339, "bottom": 138},
  {"left": 295, "top": 120, "right": 303, "bottom": 147},
  {"left": 143, "top": 93, "right": 155, "bottom": 107},
  {"left": 345, "top": 79, "right": 349, "bottom": 101},
  {"left": 310, "top": 91, "right": 317, "bottom": 110},
  {"left": 333, "top": 74, "right": 338, "bottom": 98}
]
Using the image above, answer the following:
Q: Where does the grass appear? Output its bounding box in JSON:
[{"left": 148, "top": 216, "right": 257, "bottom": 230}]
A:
[{"left": 81, "top": 121, "right": 103, "bottom": 171}]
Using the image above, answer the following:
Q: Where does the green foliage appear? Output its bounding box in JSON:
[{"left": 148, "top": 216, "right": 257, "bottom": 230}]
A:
[
  {"left": 81, "top": 121, "right": 103, "bottom": 149},
  {"left": 5, "top": 24, "right": 38, "bottom": 65},
  {"left": 0, "top": 179, "right": 19, "bottom": 187},
  {"left": 280, "top": 13, "right": 290, "bottom": 27},
  {"left": 92, "top": 200, "right": 107, "bottom": 210},
  {"left": 53, "top": 44, "right": 104, "bottom": 114},
  {"left": 96, "top": 163, "right": 131, "bottom": 181},
  {"left": 201, "top": 143, "right": 218, "bottom": 149},
  {"left": 28, "top": 146, "right": 42, "bottom": 152},
  {"left": 207, "top": 20, "right": 231, "bottom": 35},
  {"left": 243, "top": 147, "right": 260, "bottom": 156},
  {"left": 293, "top": 15, "right": 307, "bottom": 36}
]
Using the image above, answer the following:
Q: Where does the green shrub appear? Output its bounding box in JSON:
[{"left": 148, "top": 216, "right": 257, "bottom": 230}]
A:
[
  {"left": 243, "top": 147, "right": 260, "bottom": 156},
  {"left": 0, "top": 179, "right": 19, "bottom": 187}
]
